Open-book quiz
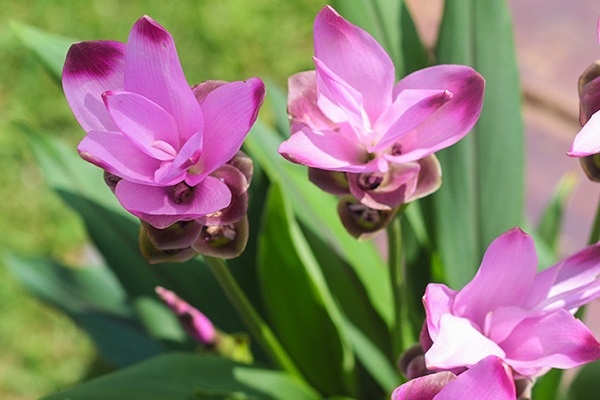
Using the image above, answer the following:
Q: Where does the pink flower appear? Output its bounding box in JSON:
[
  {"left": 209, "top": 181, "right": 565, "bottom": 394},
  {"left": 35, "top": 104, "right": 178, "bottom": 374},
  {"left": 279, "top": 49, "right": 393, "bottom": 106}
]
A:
[
  {"left": 392, "top": 356, "right": 515, "bottom": 400},
  {"left": 63, "top": 16, "right": 265, "bottom": 228},
  {"left": 155, "top": 286, "right": 216, "bottom": 345},
  {"left": 278, "top": 6, "right": 484, "bottom": 210},
  {"left": 422, "top": 227, "right": 600, "bottom": 378}
]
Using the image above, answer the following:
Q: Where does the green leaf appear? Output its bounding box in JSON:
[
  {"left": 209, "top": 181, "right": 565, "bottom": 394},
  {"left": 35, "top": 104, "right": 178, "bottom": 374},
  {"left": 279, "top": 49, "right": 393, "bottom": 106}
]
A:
[
  {"left": 565, "top": 358, "right": 600, "bottom": 400},
  {"left": 244, "top": 121, "right": 392, "bottom": 328},
  {"left": 3, "top": 254, "right": 163, "bottom": 366},
  {"left": 11, "top": 21, "right": 74, "bottom": 82},
  {"left": 425, "top": 0, "right": 525, "bottom": 288},
  {"left": 537, "top": 173, "right": 577, "bottom": 253},
  {"left": 41, "top": 353, "right": 320, "bottom": 400},
  {"left": 532, "top": 368, "right": 564, "bottom": 400},
  {"left": 258, "top": 183, "right": 355, "bottom": 396}
]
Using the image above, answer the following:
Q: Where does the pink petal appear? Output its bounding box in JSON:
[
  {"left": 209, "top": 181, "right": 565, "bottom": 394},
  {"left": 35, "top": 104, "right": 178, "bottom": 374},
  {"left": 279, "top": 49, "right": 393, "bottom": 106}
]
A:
[
  {"left": 287, "top": 71, "right": 337, "bottom": 133},
  {"left": 568, "top": 111, "right": 600, "bottom": 157},
  {"left": 314, "top": 57, "right": 368, "bottom": 133},
  {"left": 192, "top": 80, "right": 228, "bottom": 104},
  {"left": 195, "top": 78, "right": 265, "bottom": 176},
  {"left": 392, "top": 371, "right": 456, "bottom": 400},
  {"left": 63, "top": 41, "right": 126, "bottom": 132},
  {"left": 114, "top": 176, "right": 231, "bottom": 229},
  {"left": 102, "top": 91, "right": 182, "bottom": 160},
  {"left": 372, "top": 89, "right": 453, "bottom": 153},
  {"left": 501, "top": 309, "right": 600, "bottom": 373},
  {"left": 423, "top": 284, "right": 458, "bottom": 341},
  {"left": 78, "top": 130, "right": 160, "bottom": 184},
  {"left": 278, "top": 127, "right": 377, "bottom": 173},
  {"left": 387, "top": 65, "right": 485, "bottom": 164},
  {"left": 124, "top": 16, "right": 203, "bottom": 141},
  {"left": 313, "top": 6, "right": 394, "bottom": 121},
  {"left": 405, "top": 154, "right": 442, "bottom": 202},
  {"left": 347, "top": 162, "right": 421, "bottom": 210},
  {"left": 436, "top": 356, "right": 515, "bottom": 400},
  {"left": 535, "top": 243, "right": 600, "bottom": 312},
  {"left": 453, "top": 228, "right": 538, "bottom": 327},
  {"left": 425, "top": 314, "right": 506, "bottom": 371}
]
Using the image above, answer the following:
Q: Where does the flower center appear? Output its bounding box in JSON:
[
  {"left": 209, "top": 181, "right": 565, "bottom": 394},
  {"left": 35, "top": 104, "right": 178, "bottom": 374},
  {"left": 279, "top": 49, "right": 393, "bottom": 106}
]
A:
[
  {"left": 170, "top": 182, "right": 195, "bottom": 205},
  {"left": 358, "top": 172, "right": 384, "bottom": 190}
]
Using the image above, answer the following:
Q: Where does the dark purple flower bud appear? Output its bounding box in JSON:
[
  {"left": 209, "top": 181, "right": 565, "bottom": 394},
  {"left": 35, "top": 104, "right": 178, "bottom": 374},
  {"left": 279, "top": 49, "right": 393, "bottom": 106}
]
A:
[
  {"left": 103, "top": 171, "right": 122, "bottom": 193},
  {"left": 347, "top": 155, "right": 441, "bottom": 210},
  {"left": 196, "top": 164, "right": 249, "bottom": 226},
  {"left": 337, "top": 196, "right": 399, "bottom": 239},
  {"left": 227, "top": 151, "right": 254, "bottom": 187},
  {"left": 308, "top": 168, "right": 350, "bottom": 196},
  {"left": 141, "top": 220, "right": 203, "bottom": 251},
  {"left": 139, "top": 226, "right": 197, "bottom": 264},
  {"left": 192, "top": 216, "right": 249, "bottom": 259},
  {"left": 399, "top": 344, "right": 430, "bottom": 380},
  {"left": 577, "top": 62, "right": 600, "bottom": 182},
  {"left": 155, "top": 286, "right": 217, "bottom": 345}
]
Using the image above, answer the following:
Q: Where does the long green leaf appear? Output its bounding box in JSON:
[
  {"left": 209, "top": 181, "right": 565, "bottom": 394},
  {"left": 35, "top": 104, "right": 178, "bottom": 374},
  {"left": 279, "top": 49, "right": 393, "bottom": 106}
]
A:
[
  {"left": 258, "top": 184, "right": 355, "bottom": 396},
  {"left": 11, "top": 21, "right": 73, "bottom": 82},
  {"left": 426, "top": 0, "right": 524, "bottom": 288},
  {"left": 537, "top": 173, "right": 577, "bottom": 253},
  {"left": 244, "top": 121, "right": 392, "bottom": 328},
  {"left": 42, "top": 353, "right": 320, "bottom": 400},
  {"left": 4, "top": 254, "right": 164, "bottom": 367}
]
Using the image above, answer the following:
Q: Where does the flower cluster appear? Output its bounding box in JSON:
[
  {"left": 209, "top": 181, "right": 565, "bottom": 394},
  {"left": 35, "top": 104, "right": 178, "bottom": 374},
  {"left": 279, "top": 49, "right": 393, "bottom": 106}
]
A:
[
  {"left": 392, "top": 227, "right": 600, "bottom": 398},
  {"left": 63, "top": 16, "right": 265, "bottom": 261},
  {"left": 278, "top": 6, "right": 485, "bottom": 238}
]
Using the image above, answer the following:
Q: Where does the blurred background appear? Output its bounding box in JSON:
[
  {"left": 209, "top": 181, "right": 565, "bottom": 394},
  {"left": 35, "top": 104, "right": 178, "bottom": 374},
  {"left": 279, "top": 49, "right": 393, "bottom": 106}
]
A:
[{"left": 0, "top": 1, "right": 598, "bottom": 398}]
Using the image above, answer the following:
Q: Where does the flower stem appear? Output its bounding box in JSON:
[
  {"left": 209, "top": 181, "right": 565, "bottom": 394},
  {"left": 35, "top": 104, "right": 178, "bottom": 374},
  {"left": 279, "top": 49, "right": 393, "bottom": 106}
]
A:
[
  {"left": 204, "top": 256, "right": 302, "bottom": 378},
  {"left": 588, "top": 191, "right": 600, "bottom": 245},
  {"left": 387, "top": 214, "right": 414, "bottom": 361}
]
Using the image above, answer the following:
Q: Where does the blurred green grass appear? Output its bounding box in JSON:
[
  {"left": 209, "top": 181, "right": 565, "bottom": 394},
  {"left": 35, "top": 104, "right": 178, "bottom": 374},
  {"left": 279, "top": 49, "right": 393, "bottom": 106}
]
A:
[{"left": 0, "top": 1, "right": 322, "bottom": 398}]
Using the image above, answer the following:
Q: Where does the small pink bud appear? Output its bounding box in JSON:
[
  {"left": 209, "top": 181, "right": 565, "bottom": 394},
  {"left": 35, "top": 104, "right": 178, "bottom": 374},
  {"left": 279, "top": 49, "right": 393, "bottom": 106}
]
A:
[{"left": 155, "top": 286, "right": 216, "bottom": 345}]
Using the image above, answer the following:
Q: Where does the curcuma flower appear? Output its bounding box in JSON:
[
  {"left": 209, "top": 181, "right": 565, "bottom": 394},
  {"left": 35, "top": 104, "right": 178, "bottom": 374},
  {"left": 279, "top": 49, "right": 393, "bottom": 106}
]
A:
[
  {"left": 63, "top": 16, "right": 265, "bottom": 230},
  {"left": 422, "top": 227, "right": 600, "bottom": 379},
  {"left": 278, "top": 6, "right": 484, "bottom": 235},
  {"left": 392, "top": 356, "right": 515, "bottom": 400}
]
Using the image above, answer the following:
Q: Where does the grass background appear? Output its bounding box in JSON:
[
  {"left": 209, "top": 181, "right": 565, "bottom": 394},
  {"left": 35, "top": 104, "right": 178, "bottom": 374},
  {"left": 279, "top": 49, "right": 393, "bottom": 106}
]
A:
[{"left": 0, "top": 1, "right": 324, "bottom": 398}]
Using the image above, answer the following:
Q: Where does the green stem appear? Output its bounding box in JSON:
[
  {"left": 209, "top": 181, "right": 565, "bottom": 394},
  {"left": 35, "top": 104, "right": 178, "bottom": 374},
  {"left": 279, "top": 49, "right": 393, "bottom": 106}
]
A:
[
  {"left": 204, "top": 256, "right": 302, "bottom": 378},
  {"left": 387, "top": 215, "right": 414, "bottom": 361},
  {"left": 588, "top": 191, "right": 600, "bottom": 245}
]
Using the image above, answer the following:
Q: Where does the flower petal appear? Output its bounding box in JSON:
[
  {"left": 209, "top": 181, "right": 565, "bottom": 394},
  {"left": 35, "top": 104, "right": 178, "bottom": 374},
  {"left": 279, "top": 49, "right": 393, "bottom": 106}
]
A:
[
  {"left": 423, "top": 283, "right": 458, "bottom": 341},
  {"left": 502, "top": 309, "right": 600, "bottom": 374},
  {"left": 314, "top": 57, "right": 368, "bottom": 133},
  {"left": 63, "top": 41, "right": 126, "bottom": 132},
  {"left": 288, "top": 71, "right": 337, "bottom": 133},
  {"left": 347, "top": 162, "right": 421, "bottom": 210},
  {"left": 313, "top": 5, "right": 394, "bottom": 121},
  {"left": 77, "top": 130, "right": 160, "bottom": 184},
  {"left": 102, "top": 90, "right": 181, "bottom": 160},
  {"left": 372, "top": 89, "right": 453, "bottom": 153},
  {"left": 124, "top": 16, "right": 202, "bottom": 140},
  {"left": 569, "top": 111, "right": 600, "bottom": 157},
  {"left": 195, "top": 78, "right": 265, "bottom": 176},
  {"left": 278, "top": 126, "right": 377, "bottom": 173},
  {"left": 387, "top": 65, "right": 485, "bottom": 164},
  {"left": 532, "top": 243, "right": 600, "bottom": 313},
  {"left": 114, "top": 176, "right": 231, "bottom": 229},
  {"left": 453, "top": 227, "right": 538, "bottom": 327},
  {"left": 425, "top": 314, "right": 506, "bottom": 371},
  {"left": 392, "top": 371, "right": 456, "bottom": 400},
  {"left": 405, "top": 154, "right": 442, "bottom": 202},
  {"left": 436, "top": 356, "right": 515, "bottom": 400}
]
